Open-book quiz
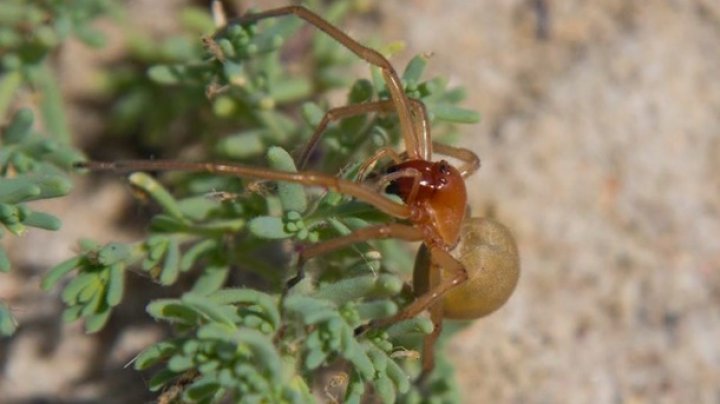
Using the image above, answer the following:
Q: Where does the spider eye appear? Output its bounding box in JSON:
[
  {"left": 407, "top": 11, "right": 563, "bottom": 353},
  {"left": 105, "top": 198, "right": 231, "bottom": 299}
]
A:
[{"left": 437, "top": 161, "right": 450, "bottom": 175}]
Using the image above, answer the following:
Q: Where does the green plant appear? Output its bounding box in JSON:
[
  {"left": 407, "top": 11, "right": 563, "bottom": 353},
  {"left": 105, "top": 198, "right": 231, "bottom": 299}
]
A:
[
  {"left": 2, "top": 1, "right": 480, "bottom": 402},
  {"left": 0, "top": 0, "right": 112, "bottom": 334}
]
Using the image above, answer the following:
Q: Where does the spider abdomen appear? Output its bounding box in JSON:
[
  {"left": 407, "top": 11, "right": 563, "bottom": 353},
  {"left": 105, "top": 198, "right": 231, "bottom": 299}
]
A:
[{"left": 413, "top": 217, "right": 520, "bottom": 319}]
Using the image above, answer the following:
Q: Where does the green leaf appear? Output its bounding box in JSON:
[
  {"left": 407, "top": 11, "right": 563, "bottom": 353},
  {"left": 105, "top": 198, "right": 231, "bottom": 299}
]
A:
[
  {"left": 133, "top": 341, "right": 180, "bottom": 370},
  {"left": 385, "top": 355, "right": 411, "bottom": 394},
  {"left": 159, "top": 238, "right": 180, "bottom": 285},
  {"left": 248, "top": 216, "right": 291, "bottom": 239},
  {"left": 167, "top": 353, "right": 194, "bottom": 372},
  {"left": 215, "top": 130, "right": 265, "bottom": 159},
  {"left": 105, "top": 263, "right": 125, "bottom": 306},
  {"left": 182, "top": 293, "right": 236, "bottom": 327},
  {"left": 269, "top": 77, "right": 312, "bottom": 103},
  {"left": 147, "top": 300, "right": 200, "bottom": 325},
  {"left": 267, "top": 146, "right": 307, "bottom": 213},
  {"left": 61, "top": 272, "right": 97, "bottom": 304},
  {"left": 21, "top": 210, "right": 61, "bottom": 230},
  {"left": 148, "top": 368, "right": 180, "bottom": 392},
  {"left": 98, "top": 243, "right": 132, "bottom": 266},
  {"left": 430, "top": 104, "right": 480, "bottom": 124},
  {"left": 305, "top": 348, "right": 328, "bottom": 370},
  {"left": 147, "top": 64, "right": 184, "bottom": 85},
  {"left": 374, "top": 374, "right": 396, "bottom": 404},
  {"left": 301, "top": 102, "right": 324, "bottom": 127},
  {"left": 386, "top": 317, "right": 434, "bottom": 338},
  {"left": 191, "top": 264, "right": 229, "bottom": 295},
  {"left": 348, "top": 79, "right": 374, "bottom": 103},
  {"left": 355, "top": 300, "right": 397, "bottom": 321},
  {"left": 4, "top": 108, "right": 34, "bottom": 144},
  {"left": 402, "top": 55, "right": 428, "bottom": 84},
  {"left": 315, "top": 274, "right": 403, "bottom": 304},
  {"left": 85, "top": 308, "right": 111, "bottom": 333},
  {"left": 0, "top": 179, "right": 41, "bottom": 204},
  {"left": 27, "top": 174, "right": 72, "bottom": 200},
  {"left": 180, "top": 239, "right": 218, "bottom": 272},
  {"left": 62, "top": 306, "right": 83, "bottom": 323},
  {"left": 129, "top": 172, "right": 185, "bottom": 220},
  {"left": 184, "top": 379, "right": 222, "bottom": 401},
  {"left": 209, "top": 288, "right": 280, "bottom": 331}
]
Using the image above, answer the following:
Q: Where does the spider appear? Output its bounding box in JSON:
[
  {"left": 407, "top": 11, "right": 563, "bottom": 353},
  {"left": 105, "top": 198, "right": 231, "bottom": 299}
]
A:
[{"left": 78, "top": 5, "right": 520, "bottom": 377}]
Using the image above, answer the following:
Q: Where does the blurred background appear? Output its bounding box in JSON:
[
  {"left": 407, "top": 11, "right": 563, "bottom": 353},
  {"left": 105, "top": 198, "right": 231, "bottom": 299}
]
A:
[{"left": 2, "top": 0, "right": 719, "bottom": 402}]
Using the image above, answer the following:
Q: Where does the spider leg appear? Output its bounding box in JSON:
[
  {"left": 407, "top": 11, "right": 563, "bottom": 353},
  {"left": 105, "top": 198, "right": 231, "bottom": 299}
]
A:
[
  {"left": 432, "top": 142, "right": 480, "bottom": 178},
  {"left": 419, "top": 301, "right": 444, "bottom": 382},
  {"left": 223, "top": 5, "right": 426, "bottom": 160},
  {"left": 373, "top": 245, "right": 468, "bottom": 326},
  {"left": 406, "top": 98, "right": 481, "bottom": 177},
  {"left": 298, "top": 100, "right": 397, "bottom": 169},
  {"left": 356, "top": 147, "right": 404, "bottom": 182},
  {"left": 286, "top": 223, "right": 424, "bottom": 289},
  {"left": 78, "top": 160, "right": 413, "bottom": 219},
  {"left": 374, "top": 167, "right": 423, "bottom": 205}
]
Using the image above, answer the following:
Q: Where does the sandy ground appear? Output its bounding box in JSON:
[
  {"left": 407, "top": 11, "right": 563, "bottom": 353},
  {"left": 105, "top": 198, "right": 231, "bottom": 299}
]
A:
[{"left": 2, "top": 1, "right": 719, "bottom": 403}]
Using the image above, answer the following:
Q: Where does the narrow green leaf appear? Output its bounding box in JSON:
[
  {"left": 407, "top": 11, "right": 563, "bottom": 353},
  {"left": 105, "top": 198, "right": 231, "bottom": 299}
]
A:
[
  {"left": 346, "top": 342, "right": 374, "bottom": 381},
  {"left": 129, "top": 172, "right": 184, "bottom": 219},
  {"left": 355, "top": 300, "right": 397, "bottom": 322},
  {"left": 27, "top": 64, "right": 71, "bottom": 142},
  {"left": 61, "top": 272, "right": 96, "bottom": 304},
  {"left": 0, "top": 179, "right": 41, "bottom": 204},
  {"left": 182, "top": 293, "right": 236, "bottom": 326},
  {"left": 28, "top": 174, "right": 72, "bottom": 200},
  {"left": 62, "top": 305, "right": 83, "bottom": 323},
  {"left": 315, "top": 274, "right": 403, "bottom": 304},
  {"left": 146, "top": 300, "right": 199, "bottom": 325},
  {"left": 106, "top": 263, "right": 125, "bottom": 306},
  {"left": 159, "top": 238, "right": 180, "bottom": 285},
  {"left": 348, "top": 79, "right": 374, "bottom": 104},
  {"left": 190, "top": 264, "right": 229, "bottom": 296},
  {"left": 402, "top": 55, "right": 428, "bottom": 84},
  {"left": 385, "top": 317, "right": 434, "bottom": 338},
  {"left": 267, "top": 146, "right": 307, "bottom": 213},
  {"left": 180, "top": 239, "right": 217, "bottom": 272},
  {"left": 305, "top": 348, "right": 328, "bottom": 370},
  {"left": 4, "top": 108, "right": 34, "bottom": 144},
  {"left": 385, "top": 355, "right": 411, "bottom": 394},
  {"left": 21, "top": 210, "right": 61, "bottom": 230},
  {"left": 209, "top": 288, "right": 280, "bottom": 330},
  {"left": 168, "top": 354, "right": 194, "bottom": 372},
  {"left": 301, "top": 102, "right": 324, "bottom": 127},
  {"left": 430, "top": 104, "right": 480, "bottom": 124},
  {"left": 148, "top": 368, "right": 180, "bottom": 392},
  {"left": 147, "top": 64, "right": 183, "bottom": 85},
  {"left": 133, "top": 340, "right": 180, "bottom": 370},
  {"left": 196, "top": 326, "right": 237, "bottom": 349},
  {"left": 374, "top": 375, "right": 396, "bottom": 404},
  {"left": 98, "top": 243, "right": 132, "bottom": 266},
  {"left": 215, "top": 130, "right": 265, "bottom": 159},
  {"left": 184, "top": 379, "right": 222, "bottom": 401},
  {"left": 84, "top": 308, "right": 111, "bottom": 333},
  {"left": 0, "top": 70, "right": 22, "bottom": 120},
  {"left": 235, "top": 329, "right": 283, "bottom": 380},
  {"left": 269, "top": 77, "right": 312, "bottom": 103},
  {"left": 248, "top": 216, "right": 291, "bottom": 239}
]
